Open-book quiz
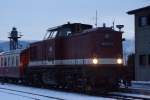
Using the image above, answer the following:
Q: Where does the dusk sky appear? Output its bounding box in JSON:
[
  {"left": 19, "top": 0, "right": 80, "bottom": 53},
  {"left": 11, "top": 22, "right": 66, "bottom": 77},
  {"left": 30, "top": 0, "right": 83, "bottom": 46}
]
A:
[{"left": 0, "top": 0, "right": 149, "bottom": 40}]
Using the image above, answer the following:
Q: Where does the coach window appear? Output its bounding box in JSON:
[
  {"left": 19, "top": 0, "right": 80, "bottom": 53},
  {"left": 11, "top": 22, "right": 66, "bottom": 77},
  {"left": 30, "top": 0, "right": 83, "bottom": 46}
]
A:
[
  {"left": 13, "top": 56, "right": 16, "bottom": 66},
  {"left": 1, "top": 58, "right": 2, "bottom": 67},
  {"left": 6, "top": 57, "right": 8, "bottom": 66},
  {"left": 139, "top": 55, "right": 146, "bottom": 66},
  {"left": 16, "top": 56, "right": 19, "bottom": 66},
  {"left": 4, "top": 57, "right": 7, "bottom": 67},
  {"left": 0, "top": 58, "right": 1, "bottom": 67},
  {"left": 2, "top": 58, "right": 3, "bottom": 67},
  {"left": 8, "top": 57, "right": 10, "bottom": 67},
  {"left": 12, "top": 56, "right": 14, "bottom": 66}
]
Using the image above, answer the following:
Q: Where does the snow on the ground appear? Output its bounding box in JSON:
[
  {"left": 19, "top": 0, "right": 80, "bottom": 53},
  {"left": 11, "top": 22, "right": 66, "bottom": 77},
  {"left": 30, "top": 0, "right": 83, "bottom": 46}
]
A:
[
  {"left": 111, "top": 92, "right": 150, "bottom": 99},
  {"left": 0, "top": 83, "right": 114, "bottom": 100},
  {"left": 131, "top": 81, "right": 150, "bottom": 89},
  {"left": 132, "top": 81, "right": 150, "bottom": 84},
  {"left": 0, "top": 91, "right": 33, "bottom": 100},
  {"left": 0, "top": 86, "right": 57, "bottom": 100}
]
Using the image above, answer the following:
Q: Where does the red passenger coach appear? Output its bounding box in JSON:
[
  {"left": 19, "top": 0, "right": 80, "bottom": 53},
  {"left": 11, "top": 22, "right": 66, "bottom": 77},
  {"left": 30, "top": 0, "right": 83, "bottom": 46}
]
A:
[
  {"left": 0, "top": 49, "right": 27, "bottom": 80},
  {"left": 27, "top": 23, "right": 126, "bottom": 91}
]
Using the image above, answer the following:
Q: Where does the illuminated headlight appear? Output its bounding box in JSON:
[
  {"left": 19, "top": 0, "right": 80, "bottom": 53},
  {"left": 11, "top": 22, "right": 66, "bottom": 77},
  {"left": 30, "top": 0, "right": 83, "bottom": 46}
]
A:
[
  {"left": 117, "top": 58, "right": 123, "bottom": 64},
  {"left": 92, "top": 58, "right": 98, "bottom": 64}
]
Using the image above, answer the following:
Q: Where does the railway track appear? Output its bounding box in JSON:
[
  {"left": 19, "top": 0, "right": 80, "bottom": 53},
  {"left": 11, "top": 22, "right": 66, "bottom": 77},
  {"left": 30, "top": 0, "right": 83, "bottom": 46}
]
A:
[{"left": 0, "top": 87, "right": 65, "bottom": 100}]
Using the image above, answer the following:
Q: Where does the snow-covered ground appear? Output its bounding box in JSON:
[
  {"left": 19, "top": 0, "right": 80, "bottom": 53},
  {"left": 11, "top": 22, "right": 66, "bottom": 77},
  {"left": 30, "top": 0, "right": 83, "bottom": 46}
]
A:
[
  {"left": 108, "top": 81, "right": 150, "bottom": 100},
  {"left": 0, "top": 91, "right": 35, "bottom": 100},
  {"left": 131, "top": 81, "right": 150, "bottom": 89},
  {"left": 0, "top": 83, "right": 114, "bottom": 100},
  {"left": 110, "top": 91, "right": 150, "bottom": 99},
  {"left": 1, "top": 81, "right": 150, "bottom": 100}
]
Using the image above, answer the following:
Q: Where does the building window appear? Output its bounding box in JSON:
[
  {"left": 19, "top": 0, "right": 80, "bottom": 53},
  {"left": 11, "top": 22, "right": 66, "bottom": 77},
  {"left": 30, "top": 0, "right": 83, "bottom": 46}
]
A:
[
  {"left": 148, "top": 55, "right": 150, "bottom": 65},
  {"left": 148, "top": 14, "right": 150, "bottom": 25},
  {"left": 139, "top": 16, "right": 147, "bottom": 27},
  {"left": 139, "top": 55, "right": 146, "bottom": 66},
  {"left": 139, "top": 15, "right": 150, "bottom": 27}
]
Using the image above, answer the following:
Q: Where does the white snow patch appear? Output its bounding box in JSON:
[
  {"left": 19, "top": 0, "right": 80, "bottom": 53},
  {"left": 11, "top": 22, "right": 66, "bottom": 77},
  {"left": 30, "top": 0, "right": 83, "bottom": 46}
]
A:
[
  {"left": 131, "top": 81, "right": 150, "bottom": 90},
  {"left": 0, "top": 83, "right": 114, "bottom": 100},
  {"left": 111, "top": 92, "right": 150, "bottom": 99},
  {"left": 0, "top": 90, "right": 33, "bottom": 100}
]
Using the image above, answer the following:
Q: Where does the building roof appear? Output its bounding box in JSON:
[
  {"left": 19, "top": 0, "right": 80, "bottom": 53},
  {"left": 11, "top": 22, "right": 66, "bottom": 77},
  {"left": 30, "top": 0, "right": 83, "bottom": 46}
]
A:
[{"left": 127, "top": 6, "right": 150, "bottom": 15}]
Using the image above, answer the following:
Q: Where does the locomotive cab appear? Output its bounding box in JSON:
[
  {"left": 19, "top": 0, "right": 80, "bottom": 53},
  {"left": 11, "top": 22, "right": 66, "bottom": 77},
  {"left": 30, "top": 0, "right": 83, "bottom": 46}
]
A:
[{"left": 44, "top": 23, "right": 92, "bottom": 39}]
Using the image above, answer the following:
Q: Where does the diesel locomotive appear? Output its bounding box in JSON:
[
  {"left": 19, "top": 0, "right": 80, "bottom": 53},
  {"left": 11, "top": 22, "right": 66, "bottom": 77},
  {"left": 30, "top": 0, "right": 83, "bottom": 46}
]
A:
[{"left": 0, "top": 23, "right": 129, "bottom": 91}]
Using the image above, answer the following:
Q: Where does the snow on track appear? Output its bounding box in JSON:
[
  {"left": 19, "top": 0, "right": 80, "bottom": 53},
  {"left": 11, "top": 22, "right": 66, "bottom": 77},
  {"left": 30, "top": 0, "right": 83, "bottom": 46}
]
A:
[{"left": 0, "top": 83, "right": 113, "bottom": 100}]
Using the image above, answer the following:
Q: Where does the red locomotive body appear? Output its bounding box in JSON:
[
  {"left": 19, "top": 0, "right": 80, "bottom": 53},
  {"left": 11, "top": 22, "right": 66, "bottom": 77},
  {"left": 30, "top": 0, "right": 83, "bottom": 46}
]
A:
[{"left": 27, "top": 23, "right": 125, "bottom": 90}]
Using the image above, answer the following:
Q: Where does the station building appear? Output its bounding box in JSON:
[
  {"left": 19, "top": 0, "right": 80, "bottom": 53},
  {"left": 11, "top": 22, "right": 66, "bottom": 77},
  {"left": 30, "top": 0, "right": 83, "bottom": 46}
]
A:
[{"left": 128, "top": 6, "right": 150, "bottom": 81}]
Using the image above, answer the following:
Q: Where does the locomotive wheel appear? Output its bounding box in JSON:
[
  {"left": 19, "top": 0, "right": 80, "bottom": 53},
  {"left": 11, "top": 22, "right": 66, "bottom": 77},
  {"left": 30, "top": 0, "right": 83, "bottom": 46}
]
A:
[
  {"left": 0, "top": 77, "right": 6, "bottom": 85},
  {"left": 33, "top": 73, "right": 43, "bottom": 86}
]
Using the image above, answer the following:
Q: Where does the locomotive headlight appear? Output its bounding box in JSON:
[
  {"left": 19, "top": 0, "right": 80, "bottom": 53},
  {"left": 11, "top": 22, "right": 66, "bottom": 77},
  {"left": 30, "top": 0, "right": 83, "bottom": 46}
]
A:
[
  {"left": 117, "top": 58, "right": 123, "bottom": 64},
  {"left": 92, "top": 58, "right": 98, "bottom": 64}
]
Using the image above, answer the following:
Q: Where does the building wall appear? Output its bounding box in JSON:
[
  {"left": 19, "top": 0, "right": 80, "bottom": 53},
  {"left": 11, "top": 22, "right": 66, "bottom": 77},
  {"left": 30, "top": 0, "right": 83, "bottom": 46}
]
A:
[{"left": 135, "top": 10, "right": 150, "bottom": 81}]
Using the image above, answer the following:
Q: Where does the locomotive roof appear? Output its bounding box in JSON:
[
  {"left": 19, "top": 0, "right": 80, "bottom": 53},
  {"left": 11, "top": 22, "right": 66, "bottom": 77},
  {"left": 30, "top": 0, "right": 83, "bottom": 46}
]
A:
[
  {"left": 47, "top": 23, "right": 92, "bottom": 32},
  {"left": 59, "top": 27, "right": 123, "bottom": 38},
  {"left": 78, "top": 27, "right": 123, "bottom": 35}
]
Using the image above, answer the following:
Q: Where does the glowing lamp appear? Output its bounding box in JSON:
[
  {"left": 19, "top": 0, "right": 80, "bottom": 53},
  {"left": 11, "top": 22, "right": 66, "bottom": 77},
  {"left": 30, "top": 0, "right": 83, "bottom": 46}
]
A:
[
  {"left": 117, "top": 58, "right": 122, "bottom": 64},
  {"left": 93, "top": 58, "right": 98, "bottom": 64}
]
